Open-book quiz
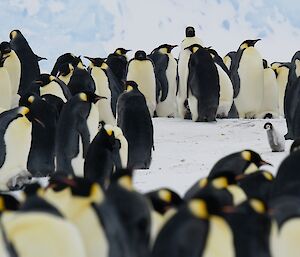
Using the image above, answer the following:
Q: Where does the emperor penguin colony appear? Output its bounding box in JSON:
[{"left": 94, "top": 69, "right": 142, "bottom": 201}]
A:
[{"left": 0, "top": 23, "right": 299, "bottom": 257}]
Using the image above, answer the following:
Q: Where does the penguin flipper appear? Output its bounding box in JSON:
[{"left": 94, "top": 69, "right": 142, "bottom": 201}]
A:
[{"left": 77, "top": 118, "right": 90, "bottom": 158}]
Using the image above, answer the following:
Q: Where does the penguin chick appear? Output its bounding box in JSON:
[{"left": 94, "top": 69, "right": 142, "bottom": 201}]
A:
[{"left": 264, "top": 122, "right": 285, "bottom": 152}]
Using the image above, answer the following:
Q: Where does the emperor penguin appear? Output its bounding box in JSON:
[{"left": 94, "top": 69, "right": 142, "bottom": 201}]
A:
[
  {"left": 185, "top": 44, "right": 220, "bottom": 122},
  {"left": 0, "top": 106, "right": 32, "bottom": 191},
  {"left": 271, "top": 62, "right": 290, "bottom": 117},
  {"left": 177, "top": 26, "right": 203, "bottom": 119},
  {"left": 0, "top": 54, "right": 12, "bottom": 110},
  {"left": 0, "top": 41, "right": 21, "bottom": 107},
  {"left": 209, "top": 48, "right": 234, "bottom": 118},
  {"left": 43, "top": 175, "right": 132, "bottom": 257},
  {"left": 9, "top": 30, "right": 44, "bottom": 96},
  {"left": 117, "top": 81, "right": 154, "bottom": 169},
  {"left": 257, "top": 60, "right": 279, "bottom": 118},
  {"left": 106, "top": 48, "right": 131, "bottom": 83},
  {"left": 231, "top": 39, "right": 264, "bottom": 118},
  {"left": 51, "top": 53, "right": 83, "bottom": 76},
  {"left": 56, "top": 92, "right": 104, "bottom": 177},
  {"left": 57, "top": 63, "right": 75, "bottom": 85},
  {"left": 126, "top": 50, "right": 157, "bottom": 117},
  {"left": 223, "top": 51, "right": 236, "bottom": 72},
  {"left": 85, "top": 56, "right": 117, "bottom": 125},
  {"left": 264, "top": 122, "right": 285, "bottom": 152},
  {"left": 148, "top": 44, "right": 178, "bottom": 117}
]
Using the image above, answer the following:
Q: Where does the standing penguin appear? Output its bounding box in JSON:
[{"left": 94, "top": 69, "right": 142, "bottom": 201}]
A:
[
  {"left": 223, "top": 51, "right": 236, "bottom": 72},
  {"left": 148, "top": 44, "right": 178, "bottom": 117},
  {"left": 56, "top": 92, "right": 103, "bottom": 177},
  {"left": 117, "top": 81, "right": 154, "bottom": 169},
  {"left": 0, "top": 41, "right": 21, "bottom": 107},
  {"left": 177, "top": 26, "right": 203, "bottom": 119},
  {"left": 9, "top": 30, "right": 43, "bottom": 96},
  {"left": 258, "top": 60, "right": 279, "bottom": 118},
  {"left": 127, "top": 51, "right": 157, "bottom": 117},
  {"left": 271, "top": 62, "right": 290, "bottom": 117},
  {"left": 264, "top": 122, "right": 285, "bottom": 152},
  {"left": 185, "top": 44, "right": 220, "bottom": 122},
  {"left": 231, "top": 39, "right": 264, "bottom": 118},
  {"left": 0, "top": 54, "right": 12, "bottom": 110},
  {"left": 106, "top": 48, "right": 131, "bottom": 83},
  {"left": 85, "top": 56, "right": 117, "bottom": 125}
]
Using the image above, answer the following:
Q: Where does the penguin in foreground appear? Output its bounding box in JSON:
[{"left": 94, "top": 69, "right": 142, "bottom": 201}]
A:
[
  {"left": 106, "top": 48, "right": 131, "bottom": 83},
  {"left": 0, "top": 53, "right": 12, "bottom": 110},
  {"left": 43, "top": 176, "right": 131, "bottom": 257},
  {"left": 0, "top": 41, "right": 21, "bottom": 107},
  {"left": 258, "top": 60, "right": 279, "bottom": 118},
  {"left": 177, "top": 26, "right": 203, "bottom": 119},
  {"left": 9, "top": 30, "right": 44, "bottom": 96},
  {"left": 264, "top": 122, "right": 285, "bottom": 152},
  {"left": 231, "top": 39, "right": 264, "bottom": 118},
  {"left": 148, "top": 44, "right": 178, "bottom": 117},
  {"left": 209, "top": 150, "right": 271, "bottom": 177},
  {"left": 55, "top": 92, "right": 104, "bottom": 177},
  {"left": 185, "top": 44, "right": 220, "bottom": 121},
  {"left": 107, "top": 169, "right": 151, "bottom": 257},
  {"left": 127, "top": 50, "right": 157, "bottom": 117},
  {"left": 117, "top": 81, "right": 154, "bottom": 169}
]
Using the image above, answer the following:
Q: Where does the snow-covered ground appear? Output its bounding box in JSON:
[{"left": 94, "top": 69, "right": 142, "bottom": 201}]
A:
[{"left": 134, "top": 118, "right": 292, "bottom": 196}]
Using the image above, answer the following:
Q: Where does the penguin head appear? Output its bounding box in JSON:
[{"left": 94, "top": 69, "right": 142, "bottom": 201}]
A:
[
  {"left": 0, "top": 41, "right": 11, "bottom": 55},
  {"left": 208, "top": 171, "right": 239, "bottom": 189},
  {"left": 34, "top": 73, "right": 55, "bottom": 87},
  {"left": 155, "top": 44, "right": 178, "bottom": 54},
  {"left": 125, "top": 80, "right": 139, "bottom": 92},
  {"left": 115, "top": 48, "right": 131, "bottom": 56},
  {"left": 0, "top": 194, "right": 20, "bottom": 212},
  {"left": 241, "top": 150, "right": 272, "bottom": 168},
  {"left": 240, "top": 39, "right": 261, "bottom": 50},
  {"left": 110, "top": 168, "right": 134, "bottom": 191},
  {"left": 84, "top": 56, "right": 106, "bottom": 68},
  {"left": 264, "top": 122, "right": 273, "bottom": 130},
  {"left": 263, "top": 59, "right": 268, "bottom": 69},
  {"left": 184, "top": 44, "right": 203, "bottom": 54},
  {"left": 185, "top": 26, "right": 196, "bottom": 37},
  {"left": 290, "top": 138, "right": 300, "bottom": 153},
  {"left": 9, "top": 29, "right": 22, "bottom": 40},
  {"left": 78, "top": 92, "right": 107, "bottom": 104},
  {"left": 57, "top": 63, "right": 74, "bottom": 77},
  {"left": 134, "top": 50, "right": 147, "bottom": 60}
]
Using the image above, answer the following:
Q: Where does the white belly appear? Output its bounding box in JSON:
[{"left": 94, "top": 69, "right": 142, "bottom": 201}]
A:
[
  {"left": 188, "top": 88, "right": 199, "bottom": 121},
  {"left": 0, "top": 117, "right": 32, "bottom": 190},
  {"left": 277, "top": 67, "right": 289, "bottom": 117},
  {"left": 0, "top": 68, "right": 12, "bottom": 110},
  {"left": 40, "top": 81, "right": 67, "bottom": 102},
  {"left": 156, "top": 55, "right": 178, "bottom": 117},
  {"left": 235, "top": 47, "right": 264, "bottom": 118},
  {"left": 3, "top": 51, "right": 21, "bottom": 97}
]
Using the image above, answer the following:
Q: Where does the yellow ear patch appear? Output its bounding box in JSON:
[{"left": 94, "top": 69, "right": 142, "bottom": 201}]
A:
[
  {"left": 77, "top": 62, "right": 85, "bottom": 69},
  {"left": 28, "top": 95, "right": 35, "bottom": 103},
  {"left": 241, "top": 151, "right": 251, "bottom": 162},
  {"left": 263, "top": 171, "right": 273, "bottom": 181},
  {"left": 212, "top": 177, "right": 228, "bottom": 189},
  {"left": 240, "top": 43, "right": 248, "bottom": 50},
  {"left": 199, "top": 178, "right": 208, "bottom": 188},
  {"left": 49, "top": 75, "right": 56, "bottom": 81},
  {"left": 116, "top": 49, "right": 122, "bottom": 55},
  {"left": 118, "top": 175, "right": 133, "bottom": 191},
  {"left": 159, "top": 48, "right": 168, "bottom": 54},
  {"left": 11, "top": 31, "right": 17, "bottom": 39},
  {"left": 79, "top": 93, "right": 87, "bottom": 101},
  {"left": 158, "top": 189, "right": 172, "bottom": 203},
  {"left": 101, "top": 63, "right": 109, "bottom": 70},
  {"left": 192, "top": 47, "right": 199, "bottom": 53},
  {"left": 19, "top": 107, "right": 30, "bottom": 116},
  {"left": 90, "top": 183, "right": 104, "bottom": 204},
  {"left": 189, "top": 199, "right": 208, "bottom": 219},
  {"left": 250, "top": 199, "right": 265, "bottom": 214},
  {"left": 106, "top": 130, "right": 113, "bottom": 136},
  {"left": 127, "top": 85, "right": 133, "bottom": 92}
]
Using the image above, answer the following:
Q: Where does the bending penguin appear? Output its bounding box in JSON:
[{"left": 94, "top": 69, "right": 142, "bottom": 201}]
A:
[
  {"left": 230, "top": 39, "right": 264, "bottom": 118},
  {"left": 117, "top": 81, "right": 154, "bottom": 169},
  {"left": 177, "top": 26, "right": 203, "bottom": 119},
  {"left": 127, "top": 50, "right": 157, "bottom": 117},
  {"left": 148, "top": 44, "right": 178, "bottom": 117},
  {"left": 185, "top": 44, "right": 220, "bottom": 122}
]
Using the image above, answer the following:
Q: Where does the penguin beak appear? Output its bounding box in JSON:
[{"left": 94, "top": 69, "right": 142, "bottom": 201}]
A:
[
  {"left": 260, "top": 160, "right": 273, "bottom": 167},
  {"left": 84, "top": 56, "right": 95, "bottom": 63},
  {"left": 34, "top": 118, "right": 45, "bottom": 128},
  {"left": 125, "top": 49, "right": 132, "bottom": 54},
  {"left": 252, "top": 39, "right": 261, "bottom": 45},
  {"left": 94, "top": 95, "right": 107, "bottom": 103}
]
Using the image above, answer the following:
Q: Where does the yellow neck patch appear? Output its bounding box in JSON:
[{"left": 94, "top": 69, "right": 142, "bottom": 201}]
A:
[
  {"left": 263, "top": 171, "right": 273, "bottom": 181},
  {"left": 158, "top": 189, "right": 172, "bottom": 203},
  {"left": 241, "top": 151, "right": 251, "bottom": 162},
  {"left": 11, "top": 31, "right": 17, "bottom": 39},
  {"left": 19, "top": 106, "right": 30, "bottom": 116},
  {"left": 126, "top": 85, "right": 134, "bottom": 92},
  {"left": 189, "top": 199, "right": 208, "bottom": 219},
  {"left": 90, "top": 183, "right": 104, "bottom": 204},
  {"left": 118, "top": 176, "right": 134, "bottom": 191},
  {"left": 101, "top": 63, "right": 109, "bottom": 70},
  {"left": 79, "top": 93, "right": 87, "bottom": 101},
  {"left": 240, "top": 43, "right": 248, "bottom": 50},
  {"left": 198, "top": 178, "right": 208, "bottom": 188},
  {"left": 212, "top": 177, "right": 228, "bottom": 189},
  {"left": 250, "top": 199, "right": 265, "bottom": 214}
]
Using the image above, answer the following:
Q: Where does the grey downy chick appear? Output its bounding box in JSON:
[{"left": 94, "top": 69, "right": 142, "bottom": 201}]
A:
[{"left": 264, "top": 122, "right": 285, "bottom": 152}]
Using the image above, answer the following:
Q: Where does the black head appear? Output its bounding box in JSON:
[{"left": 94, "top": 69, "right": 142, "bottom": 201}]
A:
[
  {"left": 77, "top": 92, "right": 107, "bottom": 104},
  {"left": 84, "top": 56, "right": 106, "bottom": 67},
  {"left": 125, "top": 80, "right": 139, "bottom": 92},
  {"left": 9, "top": 29, "right": 22, "bottom": 40},
  {"left": 115, "top": 48, "right": 131, "bottom": 55},
  {"left": 57, "top": 63, "right": 74, "bottom": 77},
  {"left": 0, "top": 41, "right": 11, "bottom": 54},
  {"left": 264, "top": 122, "right": 273, "bottom": 130},
  {"left": 0, "top": 194, "right": 20, "bottom": 212},
  {"left": 292, "top": 51, "right": 300, "bottom": 63},
  {"left": 241, "top": 150, "right": 272, "bottom": 167},
  {"left": 184, "top": 43, "right": 203, "bottom": 54},
  {"left": 34, "top": 73, "right": 54, "bottom": 86},
  {"left": 263, "top": 59, "right": 268, "bottom": 69},
  {"left": 290, "top": 138, "right": 300, "bottom": 153},
  {"left": 156, "top": 44, "right": 178, "bottom": 54},
  {"left": 134, "top": 50, "right": 147, "bottom": 60},
  {"left": 185, "top": 26, "right": 195, "bottom": 37},
  {"left": 240, "top": 39, "right": 261, "bottom": 49}
]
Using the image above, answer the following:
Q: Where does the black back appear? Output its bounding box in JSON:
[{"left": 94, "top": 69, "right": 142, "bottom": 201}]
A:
[
  {"left": 106, "top": 52, "right": 128, "bottom": 83},
  {"left": 68, "top": 67, "right": 96, "bottom": 95},
  {"left": 51, "top": 53, "right": 81, "bottom": 76}
]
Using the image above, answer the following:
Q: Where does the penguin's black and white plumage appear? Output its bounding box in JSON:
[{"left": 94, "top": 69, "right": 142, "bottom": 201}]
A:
[
  {"left": 126, "top": 50, "right": 157, "bottom": 117},
  {"left": 185, "top": 44, "right": 220, "bottom": 122},
  {"left": 271, "top": 62, "right": 290, "bottom": 117},
  {"left": 51, "top": 53, "right": 83, "bottom": 77},
  {"left": 107, "top": 169, "right": 151, "bottom": 257},
  {"left": 0, "top": 41, "right": 20, "bottom": 107},
  {"left": 177, "top": 26, "right": 203, "bottom": 119},
  {"left": 209, "top": 150, "right": 271, "bottom": 177},
  {"left": 85, "top": 57, "right": 118, "bottom": 125},
  {"left": 208, "top": 48, "right": 234, "bottom": 118},
  {"left": 148, "top": 44, "right": 178, "bottom": 117},
  {"left": 258, "top": 60, "right": 279, "bottom": 118},
  {"left": 231, "top": 39, "right": 264, "bottom": 118},
  {"left": 0, "top": 53, "right": 12, "bottom": 110},
  {"left": 55, "top": 92, "right": 102, "bottom": 177},
  {"left": 264, "top": 122, "right": 285, "bottom": 152},
  {"left": 223, "top": 51, "right": 236, "bottom": 72},
  {"left": 9, "top": 30, "right": 43, "bottom": 96},
  {"left": 117, "top": 81, "right": 154, "bottom": 169},
  {"left": 106, "top": 48, "right": 131, "bottom": 83}
]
